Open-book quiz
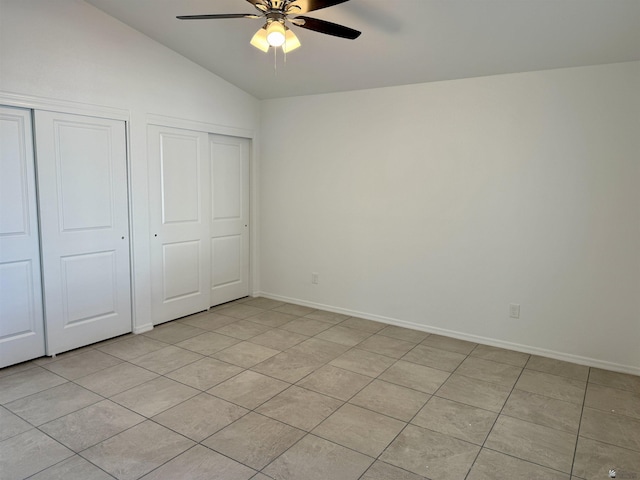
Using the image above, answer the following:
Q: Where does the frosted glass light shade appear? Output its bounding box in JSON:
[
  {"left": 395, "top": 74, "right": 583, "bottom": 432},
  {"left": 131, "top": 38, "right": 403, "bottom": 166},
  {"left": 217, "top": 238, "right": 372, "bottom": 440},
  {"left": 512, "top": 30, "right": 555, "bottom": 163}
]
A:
[
  {"left": 283, "top": 29, "right": 301, "bottom": 53},
  {"left": 250, "top": 28, "right": 269, "bottom": 52},
  {"left": 266, "top": 21, "right": 286, "bottom": 47}
]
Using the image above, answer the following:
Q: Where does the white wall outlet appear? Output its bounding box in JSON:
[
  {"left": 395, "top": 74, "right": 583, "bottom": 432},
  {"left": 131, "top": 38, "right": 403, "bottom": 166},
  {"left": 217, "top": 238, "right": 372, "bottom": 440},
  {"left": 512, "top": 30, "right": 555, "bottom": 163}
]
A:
[
  {"left": 509, "top": 303, "right": 520, "bottom": 319},
  {"left": 311, "top": 272, "right": 319, "bottom": 284}
]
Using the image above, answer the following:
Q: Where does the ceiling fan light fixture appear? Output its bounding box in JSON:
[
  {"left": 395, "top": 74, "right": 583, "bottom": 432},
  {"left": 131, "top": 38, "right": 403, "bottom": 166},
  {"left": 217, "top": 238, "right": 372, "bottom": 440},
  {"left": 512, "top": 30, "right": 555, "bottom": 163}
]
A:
[
  {"left": 266, "top": 20, "right": 286, "bottom": 47},
  {"left": 250, "top": 27, "right": 270, "bottom": 52}
]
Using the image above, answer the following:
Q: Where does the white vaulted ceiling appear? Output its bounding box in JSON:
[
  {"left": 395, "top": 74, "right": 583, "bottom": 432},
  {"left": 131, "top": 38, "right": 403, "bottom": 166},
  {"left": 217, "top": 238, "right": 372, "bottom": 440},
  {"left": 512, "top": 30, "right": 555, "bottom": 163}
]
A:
[{"left": 85, "top": 0, "right": 640, "bottom": 99}]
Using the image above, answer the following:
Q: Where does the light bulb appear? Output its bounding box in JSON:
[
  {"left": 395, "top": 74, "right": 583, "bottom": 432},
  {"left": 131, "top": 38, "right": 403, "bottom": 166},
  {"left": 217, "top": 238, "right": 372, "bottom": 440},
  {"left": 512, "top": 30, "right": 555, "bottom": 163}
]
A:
[{"left": 266, "top": 21, "right": 286, "bottom": 47}]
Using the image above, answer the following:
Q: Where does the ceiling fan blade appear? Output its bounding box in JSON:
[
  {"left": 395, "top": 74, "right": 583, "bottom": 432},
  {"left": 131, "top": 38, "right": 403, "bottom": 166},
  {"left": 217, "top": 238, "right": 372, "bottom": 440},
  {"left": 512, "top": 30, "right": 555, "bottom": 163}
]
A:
[
  {"left": 176, "top": 14, "right": 260, "bottom": 20},
  {"left": 293, "top": 16, "right": 361, "bottom": 39},
  {"left": 289, "top": 0, "right": 351, "bottom": 14}
]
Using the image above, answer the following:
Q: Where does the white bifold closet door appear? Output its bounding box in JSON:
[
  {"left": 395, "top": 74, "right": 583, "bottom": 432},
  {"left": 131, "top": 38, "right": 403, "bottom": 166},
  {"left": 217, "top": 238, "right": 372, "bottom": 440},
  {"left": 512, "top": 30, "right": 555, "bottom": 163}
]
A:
[
  {"left": 0, "top": 106, "right": 45, "bottom": 367},
  {"left": 34, "top": 110, "right": 132, "bottom": 355},
  {"left": 149, "top": 126, "right": 249, "bottom": 325}
]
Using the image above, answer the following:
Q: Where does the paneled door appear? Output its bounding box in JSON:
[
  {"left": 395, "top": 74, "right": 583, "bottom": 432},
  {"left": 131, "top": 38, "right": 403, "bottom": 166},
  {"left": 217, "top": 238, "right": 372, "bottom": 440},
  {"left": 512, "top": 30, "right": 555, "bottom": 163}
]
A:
[
  {"left": 35, "top": 110, "right": 131, "bottom": 355},
  {"left": 148, "top": 125, "right": 211, "bottom": 324},
  {"left": 0, "top": 106, "right": 45, "bottom": 367},
  {"left": 210, "top": 134, "right": 250, "bottom": 306}
]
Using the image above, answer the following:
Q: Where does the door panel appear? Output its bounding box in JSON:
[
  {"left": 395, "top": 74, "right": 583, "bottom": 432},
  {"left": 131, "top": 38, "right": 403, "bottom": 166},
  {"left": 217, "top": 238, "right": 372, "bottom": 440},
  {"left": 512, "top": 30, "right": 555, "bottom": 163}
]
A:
[
  {"left": 210, "top": 134, "right": 249, "bottom": 305},
  {"left": 0, "top": 106, "right": 45, "bottom": 367},
  {"left": 149, "top": 126, "right": 210, "bottom": 324},
  {"left": 35, "top": 111, "right": 131, "bottom": 354}
]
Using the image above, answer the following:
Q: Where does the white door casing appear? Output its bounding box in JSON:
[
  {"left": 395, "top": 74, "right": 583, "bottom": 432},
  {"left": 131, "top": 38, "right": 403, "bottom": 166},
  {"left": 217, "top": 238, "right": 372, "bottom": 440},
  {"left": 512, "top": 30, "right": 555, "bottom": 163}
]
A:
[
  {"left": 35, "top": 110, "right": 132, "bottom": 355},
  {"left": 210, "top": 134, "right": 250, "bottom": 306},
  {"left": 0, "top": 106, "right": 46, "bottom": 367},
  {"left": 148, "top": 125, "right": 211, "bottom": 324}
]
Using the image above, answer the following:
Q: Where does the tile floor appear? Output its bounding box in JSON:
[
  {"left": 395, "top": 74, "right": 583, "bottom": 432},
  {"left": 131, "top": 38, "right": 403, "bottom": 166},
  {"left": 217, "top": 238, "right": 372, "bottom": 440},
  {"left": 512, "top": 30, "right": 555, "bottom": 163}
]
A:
[{"left": 1, "top": 297, "right": 639, "bottom": 480}]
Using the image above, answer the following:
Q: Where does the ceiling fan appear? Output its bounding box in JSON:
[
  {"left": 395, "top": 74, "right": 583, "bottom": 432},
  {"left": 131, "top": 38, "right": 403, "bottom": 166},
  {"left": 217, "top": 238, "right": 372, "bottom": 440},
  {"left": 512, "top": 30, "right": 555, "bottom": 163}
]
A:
[{"left": 177, "top": 0, "right": 361, "bottom": 53}]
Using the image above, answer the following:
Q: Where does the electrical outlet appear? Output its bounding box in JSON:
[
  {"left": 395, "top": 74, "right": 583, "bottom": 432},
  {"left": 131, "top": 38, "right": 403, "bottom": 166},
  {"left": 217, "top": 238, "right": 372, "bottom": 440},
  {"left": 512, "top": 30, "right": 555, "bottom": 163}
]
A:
[
  {"left": 509, "top": 303, "right": 520, "bottom": 319},
  {"left": 311, "top": 272, "right": 319, "bottom": 285}
]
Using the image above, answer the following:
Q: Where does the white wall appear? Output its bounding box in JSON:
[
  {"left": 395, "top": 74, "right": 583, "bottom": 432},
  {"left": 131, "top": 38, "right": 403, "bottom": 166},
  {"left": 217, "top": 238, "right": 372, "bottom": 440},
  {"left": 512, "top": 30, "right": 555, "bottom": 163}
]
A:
[
  {"left": 0, "top": 0, "right": 260, "bottom": 331},
  {"left": 259, "top": 62, "right": 640, "bottom": 373}
]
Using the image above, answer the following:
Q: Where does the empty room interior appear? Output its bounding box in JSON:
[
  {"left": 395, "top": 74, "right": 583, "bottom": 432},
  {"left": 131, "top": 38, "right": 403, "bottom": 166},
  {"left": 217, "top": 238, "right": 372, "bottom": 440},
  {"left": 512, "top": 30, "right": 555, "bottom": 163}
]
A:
[{"left": 0, "top": 0, "right": 639, "bottom": 479}]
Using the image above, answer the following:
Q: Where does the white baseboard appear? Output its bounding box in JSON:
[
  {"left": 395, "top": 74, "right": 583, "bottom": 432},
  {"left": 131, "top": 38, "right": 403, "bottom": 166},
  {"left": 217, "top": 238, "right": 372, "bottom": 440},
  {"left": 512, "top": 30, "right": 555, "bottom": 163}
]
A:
[
  {"left": 133, "top": 323, "right": 154, "bottom": 334},
  {"left": 255, "top": 291, "right": 640, "bottom": 377}
]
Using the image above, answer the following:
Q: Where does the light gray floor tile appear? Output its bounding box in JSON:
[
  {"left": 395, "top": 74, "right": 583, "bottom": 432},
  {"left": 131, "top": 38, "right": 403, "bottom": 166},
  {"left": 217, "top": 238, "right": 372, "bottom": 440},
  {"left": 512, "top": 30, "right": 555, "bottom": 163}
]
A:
[
  {"left": 340, "top": 317, "right": 387, "bottom": 333},
  {"left": 297, "top": 365, "right": 371, "bottom": 400},
  {"left": 248, "top": 329, "right": 309, "bottom": 351},
  {"left": 74, "top": 362, "right": 158, "bottom": 397},
  {"left": 6, "top": 382, "right": 101, "bottom": 426},
  {"left": 179, "top": 312, "right": 237, "bottom": 331},
  {"left": 380, "top": 424, "right": 480, "bottom": 480},
  {"left": 96, "top": 335, "right": 168, "bottom": 361},
  {"left": 29, "top": 455, "right": 114, "bottom": 480},
  {"left": 218, "top": 304, "right": 267, "bottom": 319},
  {"left": 589, "top": 368, "right": 640, "bottom": 394},
  {"left": 455, "top": 357, "right": 522, "bottom": 388},
  {"left": 378, "top": 325, "right": 429, "bottom": 343},
  {"left": 525, "top": 355, "right": 589, "bottom": 381},
  {"left": 142, "top": 322, "right": 205, "bottom": 344},
  {"left": 41, "top": 350, "right": 122, "bottom": 380},
  {"left": 287, "top": 338, "right": 350, "bottom": 363},
  {"left": 402, "top": 344, "right": 467, "bottom": 372},
  {"left": 141, "top": 444, "right": 255, "bottom": 480},
  {"left": 273, "top": 303, "right": 317, "bottom": 316},
  {"left": 0, "top": 366, "right": 67, "bottom": 405},
  {"left": 361, "top": 461, "right": 428, "bottom": 480},
  {"left": 572, "top": 436, "right": 640, "bottom": 480},
  {"left": 357, "top": 335, "right": 416, "bottom": 359},
  {"left": 467, "top": 448, "right": 569, "bottom": 480},
  {"left": 213, "top": 341, "right": 280, "bottom": 368},
  {"left": 33, "top": 345, "right": 96, "bottom": 366},
  {"left": 313, "top": 403, "right": 405, "bottom": 457},
  {"left": 485, "top": 415, "right": 576, "bottom": 473},
  {"left": 256, "top": 385, "right": 343, "bottom": 431},
  {"left": 304, "top": 310, "right": 350, "bottom": 324},
  {"left": 436, "top": 374, "right": 512, "bottom": 412},
  {"left": 215, "top": 319, "right": 272, "bottom": 340},
  {"left": 412, "top": 396, "right": 497, "bottom": 445},
  {"left": 585, "top": 382, "right": 640, "bottom": 419},
  {"left": 153, "top": 393, "right": 247, "bottom": 442},
  {"left": 515, "top": 370, "right": 586, "bottom": 404},
  {"left": 0, "top": 406, "right": 32, "bottom": 442},
  {"left": 470, "top": 344, "right": 530, "bottom": 367},
  {"left": 81, "top": 421, "right": 194, "bottom": 480},
  {"left": 40, "top": 399, "right": 145, "bottom": 451},
  {"left": 246, "top": 310, "right": 298, "bottom": 328},
  {"left": 503, "top": 389, "right": 582, "bottom": 434},
  {"left": 175, "top": 331, "right": 241, "bottom": 355},
  {"left": 203, "top": 412, "right": 305, "bottom": 470},
  {"left": 110, "top": 376, "right": 199, "bottom": 417},
  {"left": 379, "top": 360, "right": 450, "bottom": 394},
  {"left": 166, "top": 357, "right": 243, "bottom": 390},
  {"left": 315, "top": 325, "right": 372, "bottom": 346},
  {"left": 263, "top": 434, "right": 373, "bottom": 480},
  {"left": 350, "top": 379, "right": 429, "bottom": 421},
  {"left": 280, "top": 317, "right": 333, "bottom": 336},
  {"left": 420, "top": 334, "right": 477, "bottom": 355},
  {"left": 329, "top": 348, "right": 396, "bottom": 377},
  {"left": 252, "top": 351, "right": 324, "bottom": 383},
  {"left": 579, "top": 407, "right": 640, "bottom": 451},
  {"left": 208, "top": 370, "right": 290, "bottom": 409},
  {"left": 129, "top": 345, "right": 203, "bottom": 375},
  {"left": 0, "top": 361, "right": 37, "bottom": 379},
  {"left": 0, "top": 429, "right": 73, "bottom": 480}
]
